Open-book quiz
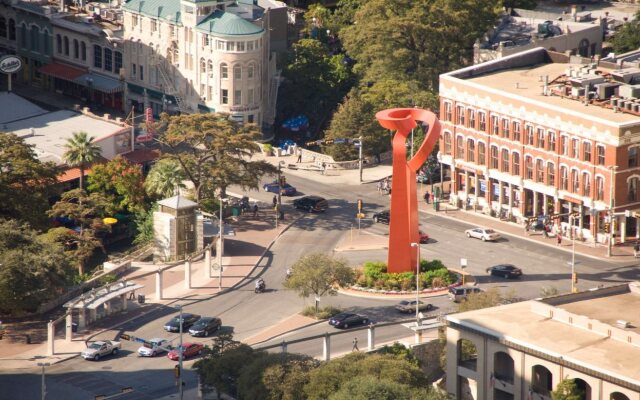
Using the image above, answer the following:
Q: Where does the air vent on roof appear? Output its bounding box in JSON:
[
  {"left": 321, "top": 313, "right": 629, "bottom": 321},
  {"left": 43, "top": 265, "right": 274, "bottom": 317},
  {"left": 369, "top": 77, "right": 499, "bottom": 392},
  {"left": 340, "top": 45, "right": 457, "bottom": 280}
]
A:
[
  {"left": 616, "top": 320, "right": 631, "bottom": 329},
  {"left": 611, "top": 68, "right": 640, "bottom": 84},
  {"left": 570, "top": 75, "right": 605, "bottom": 88},
  {"left": 619, "top": 84, "right": 640, "bottom": 99},
  {"left": 595, "top": 83, "right": 619, "bottom": 99}
]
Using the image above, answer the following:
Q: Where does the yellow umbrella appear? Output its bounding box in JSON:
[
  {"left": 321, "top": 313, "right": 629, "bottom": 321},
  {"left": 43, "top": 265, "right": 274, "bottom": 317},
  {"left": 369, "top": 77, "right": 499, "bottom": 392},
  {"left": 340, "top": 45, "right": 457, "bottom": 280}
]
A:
[{"left": 103, "top": 217, "right": 118, "bottom": 225}]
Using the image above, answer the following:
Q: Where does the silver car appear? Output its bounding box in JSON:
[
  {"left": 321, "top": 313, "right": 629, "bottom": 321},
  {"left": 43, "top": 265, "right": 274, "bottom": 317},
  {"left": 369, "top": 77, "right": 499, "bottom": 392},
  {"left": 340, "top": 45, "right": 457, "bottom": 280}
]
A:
[{"left": 465, "top": 227, "right": 501, "bottom": 242}]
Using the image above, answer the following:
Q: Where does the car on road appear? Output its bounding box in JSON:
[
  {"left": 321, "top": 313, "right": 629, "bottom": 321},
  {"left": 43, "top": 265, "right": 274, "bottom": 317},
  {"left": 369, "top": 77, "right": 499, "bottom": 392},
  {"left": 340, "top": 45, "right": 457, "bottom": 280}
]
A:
[
  {"left": 465, "top": 227, "right": 501, "bottom": 242},
  {"left": 373, "top": 210, "right": 390, "bottom": 224},
  {"left": 328, "top": 313, "right": 370, "bottom": 329},
  {"left": 395, "top": 300, "right": 434, "bottom": 314},
  {"left": 167, "top": 342, "right": 204, "bottom": 361},
  {"left": 448, "top": 286, "right": 482, "bottom": 302},
  {"left": 487, "top": 264, "right": 522, "bottom": 279},
  {"left": 263, "top": 181, "right": 297, "bottom": 196},
  {"left": 189, "top": 317, "right": 222, "bottom": 337},
  {"left": 81, "top": 340, "right": 121, "bottom": 361},
  {"left": 164, "top": 313, "right": 201, "bottom": 332},
  {"left": 293, "top": 196, "right": 328, "bottom": 213},
  {"left": 137, "top": 338, "right": 172, "bottom": 357}
]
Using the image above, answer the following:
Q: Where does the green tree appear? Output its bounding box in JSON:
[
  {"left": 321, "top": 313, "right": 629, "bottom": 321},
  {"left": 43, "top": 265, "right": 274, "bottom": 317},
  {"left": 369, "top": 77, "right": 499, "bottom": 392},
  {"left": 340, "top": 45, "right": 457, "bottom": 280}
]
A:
[
  {"left": 144, "top": 158, "right": 186, "bottom": 199},
  {"left": 238, "top": 353, "right": 318, "bottom": 400},
  {"left": 47, "top": 189, "right": 111, "bottom": 275},
  {"left": 283, "top": 253, "right": 355, "bottom": 311},
  {"left": 502, "top": 0, "right": 537, "bottom": 13},
  {"left": 0, "top": 133, "right": 60, "bottom": 228},
  {"left": 456, "top": 287, "right": 504, "bottom": 312},
  {"left": 63, "top": 131, "right": 102, "bottom": 191},
  {"left": 551, "top": 379, "right": 584, "bottom": 400},
  {"left": 0, "top": 220, "right": 73, "bottom": 315},
  {"left": 87, "top": 155, "right": 146, "bottom": 214},
  {"left": 611, "top": 13, "right": 640, "bottom": 54},
  {"left": 133, "top": 203, "right": 158, "bottom": 245},
  {"left": 157, "top": 113, "right": 276, "bottom": 203},
  {"left": 330, "top": 0, "right": 365, "bottom": 34}
]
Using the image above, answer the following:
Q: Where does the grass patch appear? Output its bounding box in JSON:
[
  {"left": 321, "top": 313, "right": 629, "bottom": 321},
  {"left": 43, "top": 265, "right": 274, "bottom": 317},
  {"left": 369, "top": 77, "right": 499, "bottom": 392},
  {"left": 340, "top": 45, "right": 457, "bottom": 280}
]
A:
[{"left": 301, "top": 305, "right": 342, "bottom": 320}]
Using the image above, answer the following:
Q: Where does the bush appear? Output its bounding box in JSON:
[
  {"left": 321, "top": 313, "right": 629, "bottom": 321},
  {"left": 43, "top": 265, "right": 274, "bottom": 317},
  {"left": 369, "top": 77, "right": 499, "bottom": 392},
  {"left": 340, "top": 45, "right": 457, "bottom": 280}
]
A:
[
  {"left": 363, "top": 261, "right": 387, "bottom": 280},
  {"left": 262, "top": 143, "right": 273, "bottom": 154},
  {"left": 357, "top": 260, "right": 453, "bottom": 290},
  {"left": 420, "top": 259, "right": 445, "bottom": 272},
  {"left": 301, "top": 305, "right": 341, "bottom": 320}
]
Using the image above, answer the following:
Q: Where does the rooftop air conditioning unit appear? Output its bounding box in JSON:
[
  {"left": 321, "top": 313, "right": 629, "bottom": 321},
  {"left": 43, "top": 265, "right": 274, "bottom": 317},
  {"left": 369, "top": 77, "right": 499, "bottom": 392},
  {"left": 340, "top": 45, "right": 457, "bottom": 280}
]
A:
[
  {"left": 571, "top": 87, "right": 585, "bottom": 97},
  {"left": 616, "top": 320, "right": 631, "bottom": 329},
  {"left": 618, "top": 84, "right": 640, "bottom": 99},
  {"left": 611, "top": 68, "right": 640, "bottom": 84}
]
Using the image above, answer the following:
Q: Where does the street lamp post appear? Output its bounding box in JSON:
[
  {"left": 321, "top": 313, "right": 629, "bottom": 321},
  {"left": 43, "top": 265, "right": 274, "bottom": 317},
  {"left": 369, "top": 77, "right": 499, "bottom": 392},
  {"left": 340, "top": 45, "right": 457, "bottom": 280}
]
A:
[
  {"left": 570, "top": 214, "right": 578, "bottom": 293},
  {"left": 217, "top": 196, "right": 229, "bottom": 289},
  {"left": 607, "top": 165, "right": 618, "bottom": 257},
  {"left": 37, "top": 362, "right": 50, "bottom": 400},
  {"left": 176, "top": 305, "right": 184, "bottom": 400},
  {"left": 357, "top": 136, "right": 363, "bottom": 183},
  {"left": 410, "top": 242, "right": 420, "bottom": 325}
]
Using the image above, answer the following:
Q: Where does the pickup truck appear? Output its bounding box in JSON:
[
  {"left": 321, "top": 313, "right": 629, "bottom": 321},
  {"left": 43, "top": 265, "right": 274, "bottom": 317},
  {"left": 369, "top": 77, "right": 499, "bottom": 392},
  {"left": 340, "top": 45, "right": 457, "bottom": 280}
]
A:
[{"left": 81, "top": 340, "right": 121, "bottom": 361}]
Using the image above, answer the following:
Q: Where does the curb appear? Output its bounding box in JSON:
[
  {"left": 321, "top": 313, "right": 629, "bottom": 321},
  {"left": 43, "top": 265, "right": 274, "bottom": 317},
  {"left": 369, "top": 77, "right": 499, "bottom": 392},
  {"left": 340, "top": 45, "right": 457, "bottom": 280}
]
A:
[
  {"left": 420, "top": 207, "right": 614, "bottom": 263},
  {"left": 337, "top": 288, "right": 450, "bottom": 300},
  {"left": 246, "top": 318, "right": 328, "bottom": 347}
]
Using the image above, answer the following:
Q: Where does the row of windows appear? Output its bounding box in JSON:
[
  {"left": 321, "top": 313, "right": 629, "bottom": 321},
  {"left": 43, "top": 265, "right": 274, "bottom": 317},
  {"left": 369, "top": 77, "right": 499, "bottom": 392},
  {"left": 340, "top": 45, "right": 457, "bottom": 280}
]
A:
[
  {"left": 446, "top": 133, "right": 607, "bottom": 199},
  {"left": 199, "top": 59, "right": 257, "bottom": 80},
  {"left": 18, "top": 23, "right": 50, "bottom": 55},
  {"left": 0, "top": 17, "right": 16, "bottom": 41},
  {"left": 218, "top": 88, "right": 255, "bottom": 106},
  {"left": 443, "top": 102, "right": 607, "bottom": 165},
  {"left": 56, "top": 34, "right": 86, "bottom": 61},
  {"left": 93, "top": 44, "right": 122, "bottom": 74}
]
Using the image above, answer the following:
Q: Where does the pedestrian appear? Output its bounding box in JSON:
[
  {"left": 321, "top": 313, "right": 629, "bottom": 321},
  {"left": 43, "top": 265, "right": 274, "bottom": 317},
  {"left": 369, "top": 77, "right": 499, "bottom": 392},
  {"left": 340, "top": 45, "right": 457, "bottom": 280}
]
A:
[
  {"left": 272, "top": 195, "right": 277, "bottom": 209},
  {"left": 382, "top": 180, "right": 389, "bottom": 194},
  {"left": 376, "top": 181, "right": 383, "bottom": 193},
  {"left": 279, "top": 209, "right": 285, "bottom": 220},
  {"left": 634, "top": 241, "right": 640, "bottom": 258},
  {"left": 424, "top": 191, "right": 430, "bottom": 204},
  {"left": 296, "top": 147, "right": 303, "bottom": 163},
  {"left": 557, "top": 234, "right": 562, "bottom": 246},
  {"left": 253, "top": 204, "right": 259, "bottom": 218},
  {"left": 352, "top": 337, "right": 359, "bottom": 352},
  {"left": 321, "top": 162, "right": 327, "bottom": 175}
]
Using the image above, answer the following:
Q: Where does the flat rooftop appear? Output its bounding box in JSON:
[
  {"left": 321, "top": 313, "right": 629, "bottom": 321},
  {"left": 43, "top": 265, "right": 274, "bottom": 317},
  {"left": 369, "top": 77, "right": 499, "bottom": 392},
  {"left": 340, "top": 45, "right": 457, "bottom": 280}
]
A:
[
  {"left": 0, "top": 92, "right": 48, "bottom": 124},
  {"left": 466, "top": 62, "right": 639, "bottom": 124},
  {"left": 448, "top": 284, "right": 640, "bottom": 386}
]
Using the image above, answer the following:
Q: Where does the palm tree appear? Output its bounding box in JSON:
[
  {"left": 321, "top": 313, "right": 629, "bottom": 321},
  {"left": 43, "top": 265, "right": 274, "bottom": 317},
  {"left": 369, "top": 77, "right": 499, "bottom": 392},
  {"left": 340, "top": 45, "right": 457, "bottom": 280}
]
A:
[
  {"left": 63, "top": 131, "right": 101, "bottom": 191},
  {"left": 145, "top": 158, "right": 186, "bottom": 198}
]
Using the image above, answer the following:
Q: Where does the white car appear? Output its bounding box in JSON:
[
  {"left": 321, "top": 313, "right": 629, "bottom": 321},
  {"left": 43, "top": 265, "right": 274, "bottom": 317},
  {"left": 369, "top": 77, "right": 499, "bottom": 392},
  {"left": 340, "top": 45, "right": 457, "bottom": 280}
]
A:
[
  {"left": 81, "top": 340, "right": 121, "bottom": 361},
  {"left": 137, "top": 338, "right": 171, "bottom": 357},
  {"left": 465, "top": 227, "right": 501, "bottom": 242}
]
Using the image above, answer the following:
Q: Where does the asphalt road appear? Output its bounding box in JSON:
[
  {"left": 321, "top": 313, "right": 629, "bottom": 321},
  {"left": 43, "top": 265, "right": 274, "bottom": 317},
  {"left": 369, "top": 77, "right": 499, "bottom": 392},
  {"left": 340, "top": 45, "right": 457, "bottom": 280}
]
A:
[{"left": 3, "top": 173, "right": 638, "bottom": 399}]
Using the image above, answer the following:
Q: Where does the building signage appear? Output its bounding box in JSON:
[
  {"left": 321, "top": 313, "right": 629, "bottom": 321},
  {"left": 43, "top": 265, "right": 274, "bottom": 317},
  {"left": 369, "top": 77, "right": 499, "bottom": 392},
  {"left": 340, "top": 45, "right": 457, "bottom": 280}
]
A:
[{"left": 0, "top": 55, "right": 23, "bottom": 74}]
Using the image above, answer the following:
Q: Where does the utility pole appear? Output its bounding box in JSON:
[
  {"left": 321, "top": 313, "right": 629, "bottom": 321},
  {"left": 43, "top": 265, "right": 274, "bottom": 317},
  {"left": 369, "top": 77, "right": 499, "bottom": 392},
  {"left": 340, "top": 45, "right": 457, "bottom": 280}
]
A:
[
  {"left": 130, "top": 106, "right": 135, "bottom": 152},
  {"left": 358, "top": 136, "right": 363, "bottom": 183},
  {"left": 178, "top": 305, "right": 184, "bottom": 400},
  {"left": 37, "top": 362, "right": 49, "bottom": 400}
]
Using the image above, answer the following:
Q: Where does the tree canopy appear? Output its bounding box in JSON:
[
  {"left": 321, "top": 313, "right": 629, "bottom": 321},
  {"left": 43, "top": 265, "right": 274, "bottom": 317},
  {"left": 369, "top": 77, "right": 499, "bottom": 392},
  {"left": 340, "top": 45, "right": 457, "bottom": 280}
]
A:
[
  {"left": 283, "top": 253, "right": 355, "bottom": 302},
  {"left": 144, "top": 158, "right": 186, "bottom": 199},
  {"left": 87, "top": 155, "right": 146, "bottom": 214},
  {"left": 156, "top": 113, "right": 276, "bottom": 203},
  {"left": 63, "top": 131, "right": 101, "bottom": 191},
  {"left": 611, "top": 12, "right": 640, "bottom": 54},
  {"left": 551, "top": 379, "right": 584, "bottom": 400},
  {"left": 0, "top": 133, "right": 60, "bottom": 229}
]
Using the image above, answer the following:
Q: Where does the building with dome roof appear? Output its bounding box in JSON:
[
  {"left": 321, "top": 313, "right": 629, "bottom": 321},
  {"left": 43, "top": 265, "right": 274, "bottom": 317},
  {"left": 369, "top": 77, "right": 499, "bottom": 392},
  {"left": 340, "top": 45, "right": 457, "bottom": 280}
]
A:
[{"left": 122, "top": 0, "right": 286, "bottom": 128}]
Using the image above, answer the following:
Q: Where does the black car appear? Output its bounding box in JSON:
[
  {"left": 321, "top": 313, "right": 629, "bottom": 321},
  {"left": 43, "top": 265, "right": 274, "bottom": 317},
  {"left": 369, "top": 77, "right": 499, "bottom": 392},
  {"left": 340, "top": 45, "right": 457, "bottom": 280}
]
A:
[
  {"left": 163, "top": 313, "right": 201, "bottom": 332},
  {"left": 293, "top": 196, "right": 328, "bottom": 213},
  {"left": 188, "top": 317, "right": 222, "bottom": 337},
  {"left": 328, "top": 313, "right": 369, "bottom": 329},
  {"left": 487, "top": 264, "right": 522, "bottom": 279},
  {"left": 373, "top": 210, "right": 390, "bottom": 224}
]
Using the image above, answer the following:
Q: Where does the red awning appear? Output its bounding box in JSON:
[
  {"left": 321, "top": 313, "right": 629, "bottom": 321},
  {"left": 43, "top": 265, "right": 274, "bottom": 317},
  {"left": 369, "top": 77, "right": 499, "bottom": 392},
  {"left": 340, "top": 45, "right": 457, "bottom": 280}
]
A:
[{"left": 39, "top": 63, "right": 87, "bottom": 81}]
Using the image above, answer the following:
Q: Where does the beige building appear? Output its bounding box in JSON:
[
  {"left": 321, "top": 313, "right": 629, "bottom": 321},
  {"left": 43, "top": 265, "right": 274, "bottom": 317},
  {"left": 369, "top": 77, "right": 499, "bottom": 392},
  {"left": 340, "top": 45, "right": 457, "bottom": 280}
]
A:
[
  {"left": 445, "top": 283, "right": 640, "bottom": 400},
  {"left": 122, "top": 0, "right": 285, "bottom": 128}
]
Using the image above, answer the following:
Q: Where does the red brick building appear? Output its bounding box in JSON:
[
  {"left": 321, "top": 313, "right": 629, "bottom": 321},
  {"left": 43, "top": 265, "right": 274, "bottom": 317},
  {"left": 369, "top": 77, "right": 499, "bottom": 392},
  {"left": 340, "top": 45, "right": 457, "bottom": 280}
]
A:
[{"left": 438, "top": 48, "right": 640, "bottom": 244}]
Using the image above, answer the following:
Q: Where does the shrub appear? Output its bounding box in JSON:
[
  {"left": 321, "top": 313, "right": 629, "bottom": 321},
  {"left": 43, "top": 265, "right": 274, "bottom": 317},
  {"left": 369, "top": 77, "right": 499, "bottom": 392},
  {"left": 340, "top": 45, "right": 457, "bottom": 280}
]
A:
[
  {"left": 374, "top": 279, "right": 385, "bottom": 290},
  {"left": 363, "top": 261, "right": 387, "bottom": 280},
  {"left": 400, "top": 278, "right": 413, "bottom": 291},
  {"left": 356, "top": 275, "right": 367, "bottom": 286},
  {"left": 262, "top": 143, "right": 273, "bottom": 154},
  {"left": 421, "top": 268, "right": 454, "bottom": 288},
  {"left": 431, "top": 277, "right": 445, "bottom": 289},
  {"left": 301, "top": 305, "right": 342, "bottom": 319},
  {"left": 420, "top": 259, "right": 446, "bottom": 272}
]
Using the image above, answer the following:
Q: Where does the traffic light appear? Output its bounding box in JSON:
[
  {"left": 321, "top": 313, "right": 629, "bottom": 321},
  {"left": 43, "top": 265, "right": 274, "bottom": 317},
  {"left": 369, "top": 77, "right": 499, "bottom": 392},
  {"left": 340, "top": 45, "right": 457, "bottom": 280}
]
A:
[
  {"left": 174, "top": 365, "right": 180, "bottom": 379},
  {"left": 357, "top": 199, "right": 363, "bottom": 212},
  {"left": 603, "top": 223, "right": 610, "bottom": 233},
  {"left": 572, "top": 272, "right": 578, "bottom": 284}
]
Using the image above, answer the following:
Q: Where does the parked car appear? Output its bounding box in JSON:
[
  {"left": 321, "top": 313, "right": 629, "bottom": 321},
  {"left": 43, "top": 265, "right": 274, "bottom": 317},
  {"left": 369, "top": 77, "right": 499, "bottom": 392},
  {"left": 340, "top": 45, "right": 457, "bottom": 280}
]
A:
[
  {"left": 163, "top": 313, "right": 201, "bottom": 332},
  {"left": 189, "top": 317, "right": 222, "bottom": 337},
  {"left": 81, "top": 340, "right": 121, "bottom": 361},
  {"left": 263, "top": 181, "right": 297, "bottom": 196},
  {"left": 465, "top": 227, "right": 501, "bottom": 242},
  {"left": 373, "top": 210, "right": 390, "bottom": 224},
  {"left": 395, "top": 300, "right": 434, "bottom": 314},
  {"left": 487, "top": 264, "right": 522, "bottom": 279},
  {"left": 167, "top": 342, "right": 204, "bottom": 361},
  {"left": 293, "top": 196, "right": 328, "bottom": 213},
  {"left": 137, "top": 338, "right": 171, "bottom": 357},
  {"left": 328, "top": 313, "right": 369, "bottom": 329},
  {"left": 448, "top": 287, "right": 482, "bottom": 302},
  {"left": 419, "top": 230, "right": 429, "bottom": 244}
]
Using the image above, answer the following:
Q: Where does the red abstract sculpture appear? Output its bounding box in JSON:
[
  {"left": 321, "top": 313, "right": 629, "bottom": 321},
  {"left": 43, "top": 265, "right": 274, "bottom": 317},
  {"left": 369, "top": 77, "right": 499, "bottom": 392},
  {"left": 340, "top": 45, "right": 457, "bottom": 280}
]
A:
[{"left": 375, "top": 108, "right": 441, "bottom": 273}]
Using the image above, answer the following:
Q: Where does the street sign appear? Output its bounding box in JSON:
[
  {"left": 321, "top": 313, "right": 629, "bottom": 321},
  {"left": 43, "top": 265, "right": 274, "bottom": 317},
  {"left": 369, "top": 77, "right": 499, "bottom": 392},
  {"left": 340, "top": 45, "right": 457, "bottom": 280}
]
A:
[
  {"left": 356, "top": 213, "right": 365, "bottom": 219},
  {"left": 0, "top": 55, "right": 23, "bottom": 74}
]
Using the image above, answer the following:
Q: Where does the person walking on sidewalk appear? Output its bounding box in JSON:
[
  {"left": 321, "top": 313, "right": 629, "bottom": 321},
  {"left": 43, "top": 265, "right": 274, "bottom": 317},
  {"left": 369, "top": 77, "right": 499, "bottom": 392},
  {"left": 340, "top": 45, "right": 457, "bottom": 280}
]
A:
[
  {"left": 557, "top": 234, "right": 562, "bottom": 246},
  {"left": 272, "top": 195, "right": 277, "bottom": 209},
  {"left": 321, "top": 162, "right": 327, "bottom": 175},
  {"left": 352, "top": 337, "right": 359, "bottom": 352},
  {"left": 296, "top": 147, "right": 303, "bottom": 163},
  {"left": 634, "top": 241, "right": 640, "bottom": 258},
  {"left": 424, "top": 191, "right": 430, "bottom": 204},
  {"left": 253, "top": 204, "right": 259, "bottom": 218}
]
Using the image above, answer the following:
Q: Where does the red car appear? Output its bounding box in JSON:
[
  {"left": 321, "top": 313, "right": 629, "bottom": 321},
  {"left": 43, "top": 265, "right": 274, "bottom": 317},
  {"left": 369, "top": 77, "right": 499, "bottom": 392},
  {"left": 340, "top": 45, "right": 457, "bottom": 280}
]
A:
[
  {"left": 167, "top": 342, "right": 204, "bottom": 361},
  {"left": 419, "top": 230, "right": 430, "bottom": 244}
]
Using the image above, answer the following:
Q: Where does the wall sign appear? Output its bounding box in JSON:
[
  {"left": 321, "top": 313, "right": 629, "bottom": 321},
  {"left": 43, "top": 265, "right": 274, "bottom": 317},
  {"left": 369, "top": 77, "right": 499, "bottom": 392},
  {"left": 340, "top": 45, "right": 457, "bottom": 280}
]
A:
[{"left": 0, "top": 55, "right": 23, "bottom": 74}]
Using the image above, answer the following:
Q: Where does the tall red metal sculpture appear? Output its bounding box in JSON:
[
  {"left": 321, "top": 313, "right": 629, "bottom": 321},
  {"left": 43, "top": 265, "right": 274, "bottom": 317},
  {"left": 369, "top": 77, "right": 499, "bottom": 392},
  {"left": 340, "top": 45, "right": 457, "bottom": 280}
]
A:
[{"left": 375, "top": 108, "right": 441, "bottom": 273}]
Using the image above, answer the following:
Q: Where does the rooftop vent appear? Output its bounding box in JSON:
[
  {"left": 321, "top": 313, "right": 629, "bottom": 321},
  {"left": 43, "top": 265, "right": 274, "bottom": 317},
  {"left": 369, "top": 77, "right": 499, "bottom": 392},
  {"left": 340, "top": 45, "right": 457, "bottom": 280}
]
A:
[
  {"left": 610, "top": 68, "right": 640, "bottom": 84},
  {"left": 616, "top": 320, "right": 631, "bottom": 329}
]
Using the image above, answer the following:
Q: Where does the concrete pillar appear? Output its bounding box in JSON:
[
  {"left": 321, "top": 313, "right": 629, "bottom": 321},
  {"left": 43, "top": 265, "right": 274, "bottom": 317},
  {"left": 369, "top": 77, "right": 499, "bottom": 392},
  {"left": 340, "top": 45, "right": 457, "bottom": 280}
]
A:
[
  {"left": 464, "top": 171, "right": 469, "bottom": 196},
  {"left": 621, "top": 216, "right": 627, "bottom": 243},
  {"left": 184, "top": 260, "right": 191, "bottom": 289},
  {"left": 579, "top": 204, "right": 584, "bottom": 231},
  {"left": 543, "top": 194, "right": 549, "bottom": 216},
  {"left": 322, "top": 333, "right": 331, "bottom": 361},
  {"left": 281, "top": 340, "right": 287, "bottom": 354},
  {"left": 89, "top": 308, "right": 96, "bottom": 324},
  {"left": 508, "top": 183, "right": 513, "bottom": 215},
  {"left": 78, "top": 308, "right": 86, "bottom": 330},
  {"left": 104, "top": 301, "right": 111, "bottom": 316},
  {"left": 415, "top": 329, "right": 423, "bottom": 344},
  {"left": 533, "top": 191, "right": 539, "bottom": 216},
  {"left": 121, "top": 294, "right": 127, "bottom": 311},
  {"left": 155, "top": 269, "right": 163, "bottom": 301},
  {"left": 204, "top": 247, "right": 211, "bottom": 279},
  {"left": 367, "top": 325, "right": 375, "bottom": 351},
  {"left": 636, "top": 218, "right": 640, "bottom": 240},
  {"left": 498, "top": 181, "right": 504, "bottom": 210},
  {"left": 47, "top": 320, "right": 54, "bottom": 356},
  {"left": 65, "top": 313, "right": 73, "bottom": 343},
  {"left": 474, "top": 174, "right": 479, "bottom": 200}
]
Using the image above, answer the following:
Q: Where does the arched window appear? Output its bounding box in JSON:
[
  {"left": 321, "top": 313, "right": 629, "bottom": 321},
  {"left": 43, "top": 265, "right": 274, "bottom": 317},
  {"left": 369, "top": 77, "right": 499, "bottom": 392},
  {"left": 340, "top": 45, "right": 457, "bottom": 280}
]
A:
[
  {"left": 525, "top": 156, "right": 533, "bottom": 179},
  {"left": 477, "top": 142, "right": 486, "bottom": 165},
  {"left": 466, "top": 139, "right": 475, "bottom": 162},
  {"left": 8, "top": 18, "right": 15, "bottom": 41},
  {"left": 531, "top": 365, "right": 553, "bottom": 396},
  {"left": 233, "top": 64, "right": 241, "bottom": 79},
  {"left": 536, "top": 159, "right": 544, "bottom": 182},
  {"left": 493, "top": 352, "right": 514, "bottom": 384},
  {"left": 574, "top": 378, "right": 592, "bottom": 400},
  {"left": 200, "top": 58, "right": 206, "bottom": 74},
  {"left": 56, "top": 34, "right": 61, "bottom": 53},
  {"left": 560, "top": 166, "right": 568, "bottom": 190},
  {"left": 512, "top": 153, "right": 520, "bottom": 175},
  {"left": 443, "top": 132, "right": 452, "bottom": 155},
  {"left": 571, "top": 169, "right": 580, "bottom": 193},
  {"left": 248, "top": 63, "right": 254, "bottom": 79},
  {"left": 456, "top": 136, "right": 464, "bottom": 159},
  {"left": 104, "top": 48, "right": 112, "bottom": 71},
  {"left": 63, "top": 36, "right": 69, "bottom": 55},
  {"left": 629, "top": 147, "right": 638, "bottom": 168},
  {"left": 0, "top": 16, "right": 6, "bottom": 38},
  {"left": 93, "top": 44, "right": 102, "bottom": 68},
  {"left": 20, "top": 23, "right": 26, "bottom": 48},
  {"left": 207, "top": 60, "right": 213, "bottom": 78},
  {"left": 490, "top": 146, "right": 498, "bottom": 169},
  {"left": 220, "top": 63, "right": 228, "bottom": 79},
  {"left": 42, "top": 29, "right": 49, "bottom": 55},
  {"left": 596, "top": 176, "right": 604, "bottom": 200},
  {"left": 501, "top": 149, "right": 509, "bottom": 172},
  {"left": 30, "top": 25, "right": 39, "bottom": 52},
  {"left": 628, "top": 177, "right": 638, "bottom": 201},
  {"left": 81, "top": 42, "right": 86, "bottom": 61},
  {"left": 611, "top": 392, "right": 630, "bottom": 400},
  {"left": 579, "top": 38, "right": 590, "bottom": 57},
  {"left": 547, "top": 162, "right": 555, "bottom": 186},
  {"left": 583, "top": 172, "right": 591, "bottom": 196},
  {"left": 457, "top": 339, "right": 478, "bottom": 371},
  {"left": 73, "top": 39, "right": 78, "bottom": 58}
]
